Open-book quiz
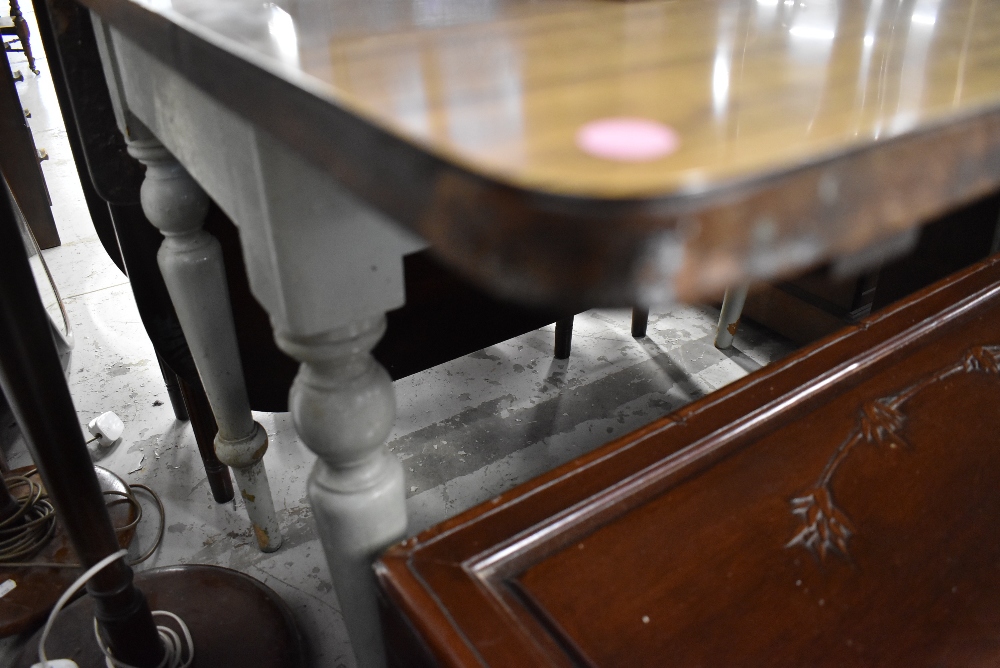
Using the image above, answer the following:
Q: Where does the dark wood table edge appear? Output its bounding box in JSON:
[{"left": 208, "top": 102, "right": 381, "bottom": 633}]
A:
[
  {"left": 376, "top": 253, "right": 1000, "bottom": 666},
  {"left": 75, "top": 0, "right": 1000, "bottom": 304}
]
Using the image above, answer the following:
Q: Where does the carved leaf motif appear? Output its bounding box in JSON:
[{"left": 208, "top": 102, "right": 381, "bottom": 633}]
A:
[
  {"left": 964, "top": 345, "right": 1000, "bottom": 374},
  {"left": 789, "top": 344, "right": 1000, "bottom": 563},
  {"left": 786, "top": 487, "right": 853, "bottom": 561},
  {"left": 858, "top": 398, "right": 906, "bottom": 449}
]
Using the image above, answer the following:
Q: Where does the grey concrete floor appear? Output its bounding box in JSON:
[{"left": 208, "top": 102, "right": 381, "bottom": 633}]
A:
[{"left": 1, "top": 11, "right": 796, "bottom": 666}]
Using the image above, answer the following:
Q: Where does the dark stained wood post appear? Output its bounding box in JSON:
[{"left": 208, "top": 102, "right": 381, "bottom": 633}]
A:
[
  {"left": 631, "top": 308, "right": 649, "bottom": 338},
  {"left": 0, "top": 188, "right": 164, "bottom": 666},
  {"left": 554, "top": 316, "right": 574, "bottom": 359}
]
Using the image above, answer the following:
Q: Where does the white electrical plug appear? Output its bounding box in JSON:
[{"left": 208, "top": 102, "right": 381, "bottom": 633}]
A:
[
  {"left": 31, "top": 660, "right": 80, "bottom": 668},
  {"left": 87, "top": 411, "right": 124, "bottom": 447}
]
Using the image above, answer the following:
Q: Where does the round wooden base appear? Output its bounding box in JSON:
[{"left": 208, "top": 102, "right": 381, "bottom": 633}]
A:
[{"left": 15, "top": 564, "right": 305, "bottom": 668}]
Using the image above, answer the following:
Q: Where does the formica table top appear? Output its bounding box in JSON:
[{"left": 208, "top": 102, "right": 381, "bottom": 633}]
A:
[{"left": 81, "top": 0, "right": 1000, "bottom": 302}]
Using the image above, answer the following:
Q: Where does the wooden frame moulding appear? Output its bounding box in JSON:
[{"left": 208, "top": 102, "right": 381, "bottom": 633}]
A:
[{"left": 376, "top": 253, "right": 1000, "bottom": 666}]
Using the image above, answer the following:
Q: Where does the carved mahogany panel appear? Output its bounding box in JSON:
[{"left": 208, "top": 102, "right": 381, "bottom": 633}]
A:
[{"left": 377, "top": 255, "right": 1000, "bottom": 667}]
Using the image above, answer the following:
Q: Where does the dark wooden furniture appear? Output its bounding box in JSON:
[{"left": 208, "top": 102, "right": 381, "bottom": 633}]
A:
[
  {"left": 1, "top": 0, "right": 37, "bottom": 75},
  {"left": 1, "top": 36, "right": 58, "bottom": 250},
  {"left": 744, "top": 193, "right": 1000, "bottom": 346},
  {"left": 377, "top": 253, "right": 1000, "bottom": 667}
]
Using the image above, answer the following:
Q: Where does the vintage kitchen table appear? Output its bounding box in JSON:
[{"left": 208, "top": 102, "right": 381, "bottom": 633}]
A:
[{"left": 72, "top": 0, "right": 1000, "bottom": 664}]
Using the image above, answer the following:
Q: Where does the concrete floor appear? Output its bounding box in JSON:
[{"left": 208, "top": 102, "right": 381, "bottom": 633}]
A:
[{"left": 1, "top": 10, "right": 796, "bottom": 665}]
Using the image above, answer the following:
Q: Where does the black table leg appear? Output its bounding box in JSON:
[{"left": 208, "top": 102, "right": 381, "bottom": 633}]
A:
[
  {"left": 554, "top": 316, "right": 574, "bottom": 359},
  {"left": 631, "top": 308, "right": 649, "bottom": 338}
]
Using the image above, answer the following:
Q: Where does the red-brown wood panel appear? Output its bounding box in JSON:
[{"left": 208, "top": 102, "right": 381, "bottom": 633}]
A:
[{"left": 377, "top": 255, "right": 1000, "bottom": 667}]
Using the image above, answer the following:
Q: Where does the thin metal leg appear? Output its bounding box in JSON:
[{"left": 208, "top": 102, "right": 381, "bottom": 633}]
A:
[{"left": 714, "top": 284, "right": 750, "bottom": 350}]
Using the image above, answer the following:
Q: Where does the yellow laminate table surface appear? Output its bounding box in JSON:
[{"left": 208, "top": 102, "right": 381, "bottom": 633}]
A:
[
  {"left": 83, "top": 0, "right": 1000, "bottom": 300},
  {"left": 94, "top": 0, "right": 1000, "bottom": 198}
]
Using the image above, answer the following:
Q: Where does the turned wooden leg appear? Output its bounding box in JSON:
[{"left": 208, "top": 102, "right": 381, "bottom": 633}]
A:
[
  {"left": 631, "top": 307, "right": 649, "bottom": 338},
  {"left": 126, "top": 137, "right": 281, "bottom": 552},
  {"left": 714, "top": 284, "right": 750, "bottom": 350},
  {"left": 554, "top": 315, "right": 574, "bottom": 359},
  {"left": 8, "top": 0, "right": 37, "bottom": 75},
  {"left": 276, "top": 316, "right": 405, "bottom": 668}
]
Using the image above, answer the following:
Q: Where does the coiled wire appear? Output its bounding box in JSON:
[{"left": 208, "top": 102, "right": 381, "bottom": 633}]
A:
[
  {"left": 0, "top": 473, "right": 57, "bottom": 563},
  {"left": 0, "top": 469, "right": 165, "bottom": 568}
]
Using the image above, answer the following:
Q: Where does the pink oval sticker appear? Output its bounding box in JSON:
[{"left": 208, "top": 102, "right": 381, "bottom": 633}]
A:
[{"left": 576, "top": 117, "right": 679, "bottom": 162}]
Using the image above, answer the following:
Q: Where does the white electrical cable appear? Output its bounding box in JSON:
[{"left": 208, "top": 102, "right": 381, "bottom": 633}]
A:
[
  {"left": 93, "top": 610, "right": 194, "bottom": 668},
  {"left": 38, "top": 550, "right": 128, "bottom": 668},
  {"left": 36, "top": 549, "right": 194, "bottom": 668}
]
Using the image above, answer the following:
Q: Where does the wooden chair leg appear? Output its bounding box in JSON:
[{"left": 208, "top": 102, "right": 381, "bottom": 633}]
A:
[
  {"left": 156, "top": 354, "right": 189, "bottom": 422},
  {"left": 714, "top": 285, "right": 750, "bottom": 350},
  {"left": 631, "top": 308, "right": 649, "bottom": 338},
  {"left": 177, "top": 375, "right": 235, "bottom": 504},
  {"left": 554, "top": 316, "right": 574, "bottom": 359},
  {"left": 8, "top": 0, "right": 37, "bottom": 75}
]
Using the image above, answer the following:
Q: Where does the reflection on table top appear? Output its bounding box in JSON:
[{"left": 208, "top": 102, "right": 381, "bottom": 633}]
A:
[{"left": 93, "top": 0, "right": 1000, "bottom": 199}]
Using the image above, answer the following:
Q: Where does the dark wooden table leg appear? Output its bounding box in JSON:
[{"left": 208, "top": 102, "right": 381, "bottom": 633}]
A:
[
  {"left": 0, "top": 163, "right": 163, "bottom": 666},
  {"left": 631, "top": 308, "right": 649, "bottom": 338},
  {"left": 178, "top": 375, "right": 235, "bottom": 504},
  {"left": 554, "top": 315, "right": 574, "bottom": 359}
]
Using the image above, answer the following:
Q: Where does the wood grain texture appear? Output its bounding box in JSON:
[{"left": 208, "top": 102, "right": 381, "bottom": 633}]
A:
[
  {"left": 79, "top": 0, "right": 1000, "bottom": 303},
  {"left": 376, "top": 253, "right": 1000, "bottom": 666}
]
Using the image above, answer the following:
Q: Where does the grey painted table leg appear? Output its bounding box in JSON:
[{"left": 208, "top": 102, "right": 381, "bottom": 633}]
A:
[
  {"left": 276, "top": 317, "right": 406, "bottom": 668},
  {"left": 127, "top": 136, "right": 282, "bottom": 553},
  {"left": 91, "top": 23, "right": 417, "bottom": 663}
]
